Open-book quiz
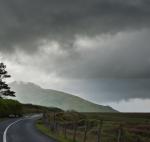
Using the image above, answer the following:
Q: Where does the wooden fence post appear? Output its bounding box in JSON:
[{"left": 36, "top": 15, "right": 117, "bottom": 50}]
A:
[
  {"left": 136, "top": 137, "right": 141, "bottom": 142},
  {"left": 43, "top": 112, "right": 45, "bottom": 119},
  {"left": 73, "top": 121, "right": 77, "bottom": 142},
  {"left": 83, "top": 120, "right": 88, "bottom": 142},
  {"left": 53, "top": 112, "right": 56, "bottom": 132},
  {"left": 48, "top": 117, "right": 51, "bottom": 130},
  {"left": 55, "top": 122, "right": 58, "bottom": 132},
  {"left": 43, "top": 112, "right": 48, "bottom": 125},
  {"left": 64, "top": 123, "right": 67, "bottom": 138},
  {"left": 117, "top": 124, "right": 123, "bottom": 142},
  {"left": 97, "top": 120, "right": 103, "bottom": 142}
]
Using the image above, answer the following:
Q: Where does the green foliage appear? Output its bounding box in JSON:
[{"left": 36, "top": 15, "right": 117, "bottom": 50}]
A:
[
  {"left": 0, "top": 99, "right": 22, "bottom": 117},
  {"left": 0, "top": 62, "right": 15, "bottom": 98},
  {"left": 22, "top": 104, "right": 63, "bottom": 114}
]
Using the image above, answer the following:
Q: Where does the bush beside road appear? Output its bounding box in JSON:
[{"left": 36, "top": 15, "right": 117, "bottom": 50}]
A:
[{"left": 0, "top": 99, "right": 22, "bottom": 117}]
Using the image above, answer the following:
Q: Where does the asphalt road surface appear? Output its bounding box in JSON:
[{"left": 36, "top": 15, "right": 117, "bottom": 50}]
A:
[{"left": 0, "top": 115, "right": 57, "bottom": 142}]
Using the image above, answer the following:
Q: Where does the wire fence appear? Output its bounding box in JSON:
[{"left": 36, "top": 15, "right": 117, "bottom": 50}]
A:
[{"left": 42, "top": 112, "right": 147, "bottom": 142}]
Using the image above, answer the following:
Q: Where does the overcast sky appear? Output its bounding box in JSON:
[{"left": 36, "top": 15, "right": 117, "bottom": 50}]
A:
[{"left": 0, "top": 0, "right": 150, "bottom": 112}]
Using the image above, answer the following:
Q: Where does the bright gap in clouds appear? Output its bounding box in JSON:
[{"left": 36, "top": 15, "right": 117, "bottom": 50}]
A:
[{"left": 102, "top": 99, "right": 150, "bottom": 112}]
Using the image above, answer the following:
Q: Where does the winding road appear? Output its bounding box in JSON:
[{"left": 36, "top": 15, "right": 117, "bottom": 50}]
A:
[{"left": 0, "top": 115, "right": 56, "bottom": 142}]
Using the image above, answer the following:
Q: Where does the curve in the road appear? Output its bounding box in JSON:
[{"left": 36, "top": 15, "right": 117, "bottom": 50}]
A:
[
  {"left": 1, "top": 115, "right": 56, "bottom": 142},
  {"left": 3, "top": 119, "right": 24, "bottom": 142}
]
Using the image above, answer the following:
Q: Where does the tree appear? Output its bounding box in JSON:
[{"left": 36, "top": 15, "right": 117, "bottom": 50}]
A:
[{"left": 0, "top": 62, "right": 15, "bottom": 98}]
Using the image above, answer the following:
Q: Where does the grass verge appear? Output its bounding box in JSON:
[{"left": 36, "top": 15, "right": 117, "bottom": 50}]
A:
[
  {"left": 36, "top": 119, "right": 74, "bottom": 142},
  {"left": 0, "top": 117, "right": 8, "bottom": 122}
]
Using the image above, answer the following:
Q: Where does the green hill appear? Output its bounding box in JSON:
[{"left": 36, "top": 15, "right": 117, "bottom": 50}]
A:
[{"left": 9, "top": 81, "right": 116, "bottom": 112}]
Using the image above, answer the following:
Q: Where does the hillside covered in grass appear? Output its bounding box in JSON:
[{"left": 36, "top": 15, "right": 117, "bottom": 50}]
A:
[{"left": 9, "top": 81, "right": 116, "bottom": 112}]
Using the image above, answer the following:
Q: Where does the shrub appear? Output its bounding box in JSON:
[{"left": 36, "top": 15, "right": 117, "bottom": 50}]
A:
[{"left": 0, "top": 99, "right": 22, "bottom": 117}]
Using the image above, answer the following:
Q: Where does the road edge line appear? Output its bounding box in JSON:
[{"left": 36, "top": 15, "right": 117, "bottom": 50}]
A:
[{"left": 3, "top": 119, "right": 24, "bottom": 142}]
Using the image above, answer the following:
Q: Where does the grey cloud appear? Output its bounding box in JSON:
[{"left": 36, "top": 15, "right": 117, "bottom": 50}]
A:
[
  {"left": 3, "top": 29, "right": 150, "bottom": 79},
  {"left": 0, "top": 0, "right": 150, "bottom": 53},
  {"left": 64, "top": 79, "right": 150, "bottom": 102},
  {"left": 53, "top": 30, "right": 150, "bottom": 79},
  {"left": 1, "top": 0, "right": 150, "bottom": 103}
]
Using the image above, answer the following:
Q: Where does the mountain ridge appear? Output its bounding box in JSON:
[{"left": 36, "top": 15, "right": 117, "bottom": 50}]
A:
[{"left": 9, "top": 81, "right": 117, "bottom": 112}]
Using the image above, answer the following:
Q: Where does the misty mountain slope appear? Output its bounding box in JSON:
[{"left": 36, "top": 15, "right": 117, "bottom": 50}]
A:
[{"left": 9, "top": 81, "right": 116, "bottom": 112}]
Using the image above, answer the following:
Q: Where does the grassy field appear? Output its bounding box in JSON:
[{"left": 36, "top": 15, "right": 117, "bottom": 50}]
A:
[
  {"left": 38, "top": 112, "right": 150, "bottom": 142},
  {"left": 84, "top": 112, "right": 150, "bottom": 142}
]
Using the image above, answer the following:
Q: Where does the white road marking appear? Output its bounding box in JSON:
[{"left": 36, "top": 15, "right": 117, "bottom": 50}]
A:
[
  {"left": 3, "top": 119, "right": 24, "bottom": 142},
  {"left": 3, "top": 114, "right": 42, "bottom": 142}
]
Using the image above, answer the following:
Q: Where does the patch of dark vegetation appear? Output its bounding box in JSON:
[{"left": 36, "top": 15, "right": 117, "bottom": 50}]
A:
[
  {"left": 0, "top": 99, "right": 22, "bottom": 117},
  {"left": 22, "top": 103, "right": 63, "bottom": 114},
  {"left": 0, "top": 99, "right": 63, "bottom": 118}
]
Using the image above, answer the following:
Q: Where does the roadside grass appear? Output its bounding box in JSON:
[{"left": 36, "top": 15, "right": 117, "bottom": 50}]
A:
[
  {"left": 36, "top": 119, "right": 75, "bottom": 142},
  {"left": 0, "top": 118, "right": 3, "bottom": 122},
  {"left": 0, "top": 117, "right": 8, "bottom": 122}
]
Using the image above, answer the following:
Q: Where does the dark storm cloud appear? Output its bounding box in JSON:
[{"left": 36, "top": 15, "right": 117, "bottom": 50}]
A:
[
  {"left": 50, "top": 30, "right": 150, "bottom": 79},
  {"left": 0, "top": 0, "right": 150, "bottom": 53},
  {"left": 1, "top": 0, "right": 150, "bottom": 103}
]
